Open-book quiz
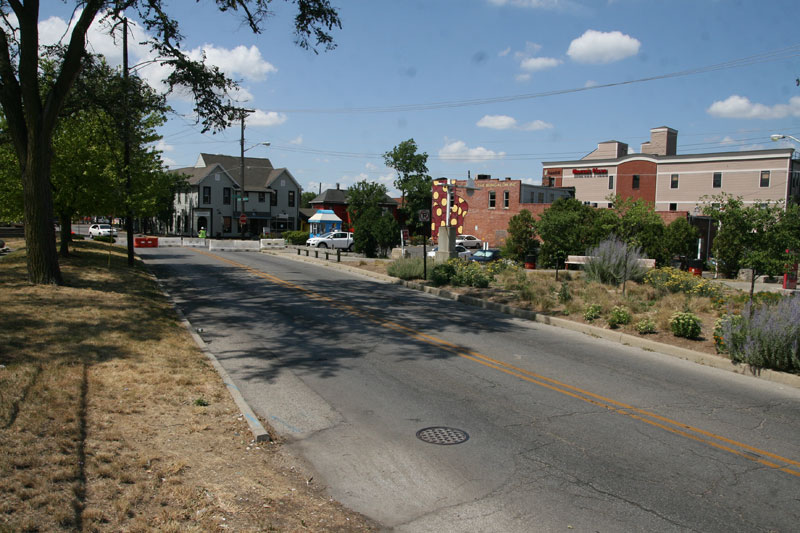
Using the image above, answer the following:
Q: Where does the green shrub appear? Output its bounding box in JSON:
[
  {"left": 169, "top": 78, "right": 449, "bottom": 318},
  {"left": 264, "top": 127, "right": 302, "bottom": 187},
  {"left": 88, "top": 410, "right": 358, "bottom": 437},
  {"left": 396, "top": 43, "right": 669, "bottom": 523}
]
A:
[
  {"left": 607, "top": 306, "right": 631, "bottom": 329},
  {"left": 713, "top": 314, "right": 743, "bottom": 353},
  {"left": 635, "top": 318, "right": 657, "bottom": 334},
  {"left": 387, "top": 257, "right": 426, "bottom": 280},
  {"left": 92, "top": 235, "right": 115, "bottom": 243},
  {"left": 584, "top": 237, "right": 648, "bottom": 286},
  {"left": 583, "top": 303, "right": 602, "bottom": 322},
  {"left": 430, "top": 262, "right": 456, "bottom": 286},
  {"left": 284, "top": 230, "right": 309, "bottom": 245},
  {"left": 557, "top": 281, "right": 571, "bottom": 303},
  {"left": 70, "top": 234, "right": 85, "bottom": 240},
  {"left": 669, "top": 311, "right": 702, "bottom": 339},
  {"left": 450, "top": 259, "right": 492, "bottom": 288},
  {"left": 718, "top": 296, "right": 800, "bottom": 373},
  {"left": 644, "top": 267, "right": 720, "bottom": 299}
]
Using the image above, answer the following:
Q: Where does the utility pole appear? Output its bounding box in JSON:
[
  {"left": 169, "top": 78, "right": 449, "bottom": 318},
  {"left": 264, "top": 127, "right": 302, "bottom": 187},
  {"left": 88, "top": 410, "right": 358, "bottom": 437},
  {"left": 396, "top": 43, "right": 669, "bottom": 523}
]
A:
[
  {"left": 123, "top": 18, "right": 134, "bottom": 266},
  {"left": 239, "top": 108, "right": 254, "bottom": 238}
]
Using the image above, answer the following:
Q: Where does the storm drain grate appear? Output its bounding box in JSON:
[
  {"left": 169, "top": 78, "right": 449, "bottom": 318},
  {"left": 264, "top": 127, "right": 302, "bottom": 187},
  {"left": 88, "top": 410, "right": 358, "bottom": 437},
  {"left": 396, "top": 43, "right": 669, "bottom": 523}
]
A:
[{"left": 416, "top": 427, "right": 469, "bottom": 445}]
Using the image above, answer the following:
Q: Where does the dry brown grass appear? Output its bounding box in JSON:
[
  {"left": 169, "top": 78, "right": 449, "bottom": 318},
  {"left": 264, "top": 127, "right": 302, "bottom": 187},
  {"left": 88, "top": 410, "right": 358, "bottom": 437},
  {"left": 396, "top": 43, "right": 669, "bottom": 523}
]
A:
[{"left": 1, "top": 241, "right": 376, "bottom": 532}]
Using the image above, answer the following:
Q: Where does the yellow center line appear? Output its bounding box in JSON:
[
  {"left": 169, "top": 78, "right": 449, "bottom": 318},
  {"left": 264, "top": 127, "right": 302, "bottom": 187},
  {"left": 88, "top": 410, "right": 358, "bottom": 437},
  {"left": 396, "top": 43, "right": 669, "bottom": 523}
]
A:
[{"left": 192, "top": 249, "right": 800, "bottom": 477}]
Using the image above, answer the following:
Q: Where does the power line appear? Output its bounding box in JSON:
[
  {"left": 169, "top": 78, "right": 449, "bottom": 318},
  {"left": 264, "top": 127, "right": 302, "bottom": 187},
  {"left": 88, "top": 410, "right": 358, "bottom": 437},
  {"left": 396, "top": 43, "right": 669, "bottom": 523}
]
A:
[{"left": 268, "top": 45, "right": 800, "bottom": 114}]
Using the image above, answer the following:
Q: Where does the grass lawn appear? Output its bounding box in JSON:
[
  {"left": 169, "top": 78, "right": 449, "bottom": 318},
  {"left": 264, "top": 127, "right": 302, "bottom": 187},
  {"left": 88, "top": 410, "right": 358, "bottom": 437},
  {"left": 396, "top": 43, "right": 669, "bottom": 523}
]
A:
[{"left": 0, "top": 240, "right": 375, "bottom": 532}]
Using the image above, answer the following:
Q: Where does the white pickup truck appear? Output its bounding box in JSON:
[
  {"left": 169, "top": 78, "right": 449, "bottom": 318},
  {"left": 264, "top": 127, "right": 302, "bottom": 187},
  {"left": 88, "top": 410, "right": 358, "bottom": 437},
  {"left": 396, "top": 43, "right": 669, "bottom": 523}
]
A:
[{"left": 306, "top": 231, "right": 354, "bottom": 251}]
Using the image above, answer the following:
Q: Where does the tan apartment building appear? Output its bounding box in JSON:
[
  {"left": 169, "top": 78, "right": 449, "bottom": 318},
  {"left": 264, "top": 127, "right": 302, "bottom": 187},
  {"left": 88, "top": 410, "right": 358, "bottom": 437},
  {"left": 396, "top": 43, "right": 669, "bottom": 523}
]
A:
[{"left": 542, "top": 126, "right": 800, "bottom": 214}]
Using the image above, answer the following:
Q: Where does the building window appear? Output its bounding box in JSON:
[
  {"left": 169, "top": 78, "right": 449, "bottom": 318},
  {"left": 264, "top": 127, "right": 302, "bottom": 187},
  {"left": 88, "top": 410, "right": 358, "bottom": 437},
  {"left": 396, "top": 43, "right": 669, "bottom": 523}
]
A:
[
  {"left": 202, "top": 186, "right": 211, "bottom": 204},
  {"left": 223, "top": 187, "right": 231, "bottom": 205},
  {"left": 288, "top": 190, "right": 296, "bottom": 207},
  {"left": 538, "top": 192, "right": 545, "bottom": 203},
  {"left": 632, "top": 175, "right": 640, "bottom": 189},
  {"left": 258, "top": 192, "right": 266, "bottom": 203},
  {"left": 271, "top": 191, "right": 277, "bottom": 206},
  {"left": 713, "top": 172, "right": 722, "bottom": 188},
  {"left": 608, "top": 175, "right": 614, "bottom": 190},
  {"left": 223, "top": 216, "right": 232, "bottom": 233},
  {"left": 503, "top": 190, "right": 509, "bottom": 208},
  {"left": 489, "top": 191, "right": 496, "bottom": 208},
  {"left": 669, "top": 203, "right": 677, "bottom": 211},
  {"left": 670, "top": 174, "right": 679, "bottom": 189},
  {"left": 760, "top": 170, "right": 770, "bottom": 187}
]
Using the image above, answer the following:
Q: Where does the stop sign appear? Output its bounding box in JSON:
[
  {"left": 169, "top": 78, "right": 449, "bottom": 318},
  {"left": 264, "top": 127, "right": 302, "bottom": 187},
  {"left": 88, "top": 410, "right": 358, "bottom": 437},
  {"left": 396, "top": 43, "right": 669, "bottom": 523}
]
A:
[{"left": 239, "top": 214, "right": 247, "bottom": 225}]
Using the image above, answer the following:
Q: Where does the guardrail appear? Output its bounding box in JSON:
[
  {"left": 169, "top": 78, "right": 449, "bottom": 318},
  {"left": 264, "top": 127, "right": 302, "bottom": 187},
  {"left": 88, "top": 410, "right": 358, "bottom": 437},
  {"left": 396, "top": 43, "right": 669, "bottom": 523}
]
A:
[{"left": 297, "top": 247, "right": 342, "bottom": 263}]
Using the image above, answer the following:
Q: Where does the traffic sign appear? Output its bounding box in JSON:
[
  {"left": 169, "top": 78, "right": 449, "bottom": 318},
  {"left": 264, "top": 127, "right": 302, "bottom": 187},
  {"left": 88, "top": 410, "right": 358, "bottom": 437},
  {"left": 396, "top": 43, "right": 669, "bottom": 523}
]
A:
[
  {"left": 418, "top": 209, "right": 430, "bottom": 222},
  {"left": 239, "top": 214, "right": 247, "bottom": 225}
]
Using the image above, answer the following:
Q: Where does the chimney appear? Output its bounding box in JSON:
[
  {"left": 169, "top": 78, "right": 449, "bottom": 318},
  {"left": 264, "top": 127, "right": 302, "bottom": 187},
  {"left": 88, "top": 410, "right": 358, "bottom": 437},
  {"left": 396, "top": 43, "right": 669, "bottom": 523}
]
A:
[
  {"left": 476, "top": 174, "right": 491, "bottom": 180},
  {"left": 641, "top": 127, "right": 677, "bottom": 156},
  {"left": 336, "top": 183, "right": 340, "bottom": 190}
]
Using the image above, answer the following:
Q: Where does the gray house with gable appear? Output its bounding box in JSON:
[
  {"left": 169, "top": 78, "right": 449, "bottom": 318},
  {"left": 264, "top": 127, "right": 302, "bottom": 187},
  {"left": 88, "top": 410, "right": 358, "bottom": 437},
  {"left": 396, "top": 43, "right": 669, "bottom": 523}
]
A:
[{"left": 170, "top": 153, "right": 301, "bottom": 237}]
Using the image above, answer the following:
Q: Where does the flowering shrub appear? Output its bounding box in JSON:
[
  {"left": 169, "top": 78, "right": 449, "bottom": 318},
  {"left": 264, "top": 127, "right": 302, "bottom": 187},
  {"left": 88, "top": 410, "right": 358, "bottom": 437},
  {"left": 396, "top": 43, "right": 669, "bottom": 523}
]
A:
[
  {"left": 430, "top": 262, "right": 456, "bottom": 286},
  {"left": 557, "top": 281, "right": 571, "bottom": 303},
  {"left": 644, "top": 267, "right": 720, "bottom": 299},
  {"left": 718, "top": 296, "right": 800, "bottom": 373},
  {"left": 669, "top": 311, "right": 702, "bottom": 339},
  {"left": 387, "top": 257, "right": 425, "bottom": 280},
  {"left": 635, "top": 318, "right": 657, "bottom": 334},
  {"left": 486, "top": 259, "right": 519, "bottom": 276},
  {"left": 584, "top": 237, "right": 648, "bottom": 286},
  {"left": 607, "top": 306, "right": 632, "bottom": 329},
  {"left": 431, "top": 258, "right": 493, "bottom": 288},
  {"left": 584, "top": 303, "right": 602, "bottom": 322}
]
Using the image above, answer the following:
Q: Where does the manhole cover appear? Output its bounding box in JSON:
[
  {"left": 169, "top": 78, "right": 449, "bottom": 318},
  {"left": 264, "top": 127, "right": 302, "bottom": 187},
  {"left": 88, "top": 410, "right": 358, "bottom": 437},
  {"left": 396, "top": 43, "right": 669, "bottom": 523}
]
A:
[{"left": 416, "top": 427, "right": 469, "bottom": 445}]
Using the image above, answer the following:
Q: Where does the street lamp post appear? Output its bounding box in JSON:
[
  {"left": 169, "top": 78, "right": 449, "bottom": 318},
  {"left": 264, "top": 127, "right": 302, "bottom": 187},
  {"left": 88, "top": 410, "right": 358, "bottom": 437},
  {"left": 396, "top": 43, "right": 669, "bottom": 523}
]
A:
[{"left": 770, "top": 134, "right": 800, "bottom": 144}]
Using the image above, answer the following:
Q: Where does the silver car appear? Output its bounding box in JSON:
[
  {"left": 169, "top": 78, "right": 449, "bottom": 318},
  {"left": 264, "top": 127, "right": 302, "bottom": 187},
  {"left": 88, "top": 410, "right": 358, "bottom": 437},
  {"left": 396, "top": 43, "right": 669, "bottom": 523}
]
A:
[{"left": 456, "top": 234, "right": 482, "bottom": 249}]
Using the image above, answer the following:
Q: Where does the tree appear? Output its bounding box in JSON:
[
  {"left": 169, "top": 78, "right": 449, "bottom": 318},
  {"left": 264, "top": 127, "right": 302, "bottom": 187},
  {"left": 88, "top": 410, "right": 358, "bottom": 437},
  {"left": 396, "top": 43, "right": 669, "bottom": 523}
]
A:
[
  {"left": 663, "top": 217, "right": 699, "bottom": 262},
  {"left": 503, "top": 209, "right": 538, "bottom": 263},
  {"left": 347, "top": 180, "right": 398, "bottom": 258},
  {"left": 703, "top": 194, "right": 793, "bottom": 300},
  {"left": 383, "top": 139, "right": 431, "bottom": 236},
  {"left": 0, "top": 1, "right": 341, "bottom": 285},
  {"left": 536, "top": 198, "right": 599, "bottom": 267},
  {"left": 301, "top": 191, "right": 317, "bottom": 208}
]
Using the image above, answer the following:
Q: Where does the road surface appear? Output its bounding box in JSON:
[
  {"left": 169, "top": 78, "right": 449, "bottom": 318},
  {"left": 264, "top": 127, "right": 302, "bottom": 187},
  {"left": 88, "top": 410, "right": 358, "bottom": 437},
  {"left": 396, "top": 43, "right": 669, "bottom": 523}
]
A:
[{"left": 140, "top": 247, "right": 800, "bottom": 532}]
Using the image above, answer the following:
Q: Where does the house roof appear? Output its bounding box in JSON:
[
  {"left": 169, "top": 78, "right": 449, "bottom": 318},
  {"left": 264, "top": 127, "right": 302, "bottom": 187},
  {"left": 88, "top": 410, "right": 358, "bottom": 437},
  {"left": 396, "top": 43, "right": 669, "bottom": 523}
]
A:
[
  {"left": 197, "top": 153, "right": 296, "bottom": 192},
  {"left": 308, "top": 210, "right": 343, "bottom": 223},
  {"left": 310, "top": 187, "right": 396, "bottom": 206},
  {"left": 170, "top": 163, "right": 232, "bottom": 187}
]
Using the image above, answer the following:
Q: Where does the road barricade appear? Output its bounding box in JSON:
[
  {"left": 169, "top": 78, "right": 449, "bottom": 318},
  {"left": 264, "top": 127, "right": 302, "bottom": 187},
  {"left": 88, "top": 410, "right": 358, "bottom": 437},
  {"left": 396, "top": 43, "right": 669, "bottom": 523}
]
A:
[{"left": 133, "top": 236, "right": 158, "bottom": 248}]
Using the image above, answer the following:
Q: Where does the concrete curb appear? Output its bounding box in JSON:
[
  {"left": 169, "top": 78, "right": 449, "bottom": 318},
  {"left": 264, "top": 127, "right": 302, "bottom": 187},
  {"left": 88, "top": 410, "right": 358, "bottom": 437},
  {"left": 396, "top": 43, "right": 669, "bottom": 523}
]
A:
[
  {"left": 149, "top": 274, "right": 271, "bottom": 443},
  {"left": 264, "top": 250, "right": 800, "bottom": 391}
]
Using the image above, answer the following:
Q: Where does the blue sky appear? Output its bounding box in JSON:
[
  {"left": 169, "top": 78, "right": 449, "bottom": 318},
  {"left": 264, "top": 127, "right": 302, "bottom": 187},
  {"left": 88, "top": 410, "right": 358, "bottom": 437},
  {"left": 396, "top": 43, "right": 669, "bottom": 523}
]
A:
[{"left": 40, "top": 0, "right": 800, "bottom": 196}]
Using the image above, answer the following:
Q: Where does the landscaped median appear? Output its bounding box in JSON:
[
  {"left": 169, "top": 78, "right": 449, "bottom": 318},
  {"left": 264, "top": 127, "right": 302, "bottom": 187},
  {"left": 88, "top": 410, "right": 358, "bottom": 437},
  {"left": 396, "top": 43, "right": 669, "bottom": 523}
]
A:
[{"left": 0, "top": 240, "right": 375, "bottom": 531}]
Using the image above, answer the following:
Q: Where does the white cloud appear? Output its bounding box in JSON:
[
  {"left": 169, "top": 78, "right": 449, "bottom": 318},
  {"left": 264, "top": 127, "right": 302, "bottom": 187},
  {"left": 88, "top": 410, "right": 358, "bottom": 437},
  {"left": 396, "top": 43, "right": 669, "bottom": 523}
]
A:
[
  {"left": 567, "top": 30, "right": 640, "bottom": 64},
  {"left": 498, "top": 47, "right": 511, "bottom": 57},
  {"left": 520, "top": 56, "right": 561, "bottom": 71},
  {"left": 248, "top": 110, "right": 287, "bottom": 127},
  {"left": 155, "top": 140, "right": 174, "bottom": 152},
  {"left": 290, "top": 135, "right": 304, "bottom": 145},
  {"left": 520, "top": 119, "right": 553, "bottom": 131},
  {"left": 584, "top": 80, "right": 598, "bottom": 88},
  {"left": 439, "top": 140, "right": 506, "bottom": 162},
  {"left": 514, "top": 42, "right": 543, "bottom": 59},
  {"left": 476, "top": 115, "right": 553, "bottom": 131},
  {"left": 477, "top": 114, "right": 518, "bottom": 130},
  {"left": 365, "top": 162, "right": 378, "bottom": 170},
  {"left": 187, "top": 44, "right": 277, "bottom": 82},
  {"left": 707, "top": 95, "right": 800, "bottom": 119},
  {"left": 515, "top": 73, "right": 532, "bottom": 82}
]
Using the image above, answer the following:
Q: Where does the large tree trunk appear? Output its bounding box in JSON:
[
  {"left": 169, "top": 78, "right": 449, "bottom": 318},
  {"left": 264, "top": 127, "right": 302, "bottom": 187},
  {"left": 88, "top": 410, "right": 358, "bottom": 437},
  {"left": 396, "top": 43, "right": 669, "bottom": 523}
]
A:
[
  {"left": 59, "top": 211, "right": 73, "bottom": 257},
  {"left": 22, "top": 140, "right": 62, "bottom": 284}
]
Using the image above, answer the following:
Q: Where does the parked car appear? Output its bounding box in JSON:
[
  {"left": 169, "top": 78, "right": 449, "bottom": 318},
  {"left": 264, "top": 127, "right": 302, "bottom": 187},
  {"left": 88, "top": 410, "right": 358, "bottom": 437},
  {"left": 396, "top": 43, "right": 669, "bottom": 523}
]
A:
[
  {"left": 427, "top": 244, "right": 473, "bottom": 259},
  {"left": 306, "top": 231, "right": 354, "bottom": 250},
  {"left": 456, "top": 234, "right": 483, "bottom": 249},
  {"left": 88, "top": 224, "right": 117, "bottom": 238},
  {"left": 469, "top": 249, "right": 502, "bottom": 263}
]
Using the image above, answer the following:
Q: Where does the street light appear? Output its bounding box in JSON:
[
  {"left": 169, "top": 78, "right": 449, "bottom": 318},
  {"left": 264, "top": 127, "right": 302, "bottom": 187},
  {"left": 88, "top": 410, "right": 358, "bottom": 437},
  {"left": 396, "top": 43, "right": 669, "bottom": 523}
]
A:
[{"left": 770, "top": 134, "right": 800, "bottom": 143}]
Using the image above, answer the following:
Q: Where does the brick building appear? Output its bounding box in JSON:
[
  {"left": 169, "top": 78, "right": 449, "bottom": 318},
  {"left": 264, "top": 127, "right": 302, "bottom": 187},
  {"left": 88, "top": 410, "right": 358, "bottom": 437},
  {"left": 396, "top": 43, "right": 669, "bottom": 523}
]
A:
[
  {"left": 436, "top": 175, "right": 574, "bottom": 247},
  {"left": 309, "top": 184, "right": 399, "bottom": 231},
  {"left": 542, "top": 126, "right": 799, "bottom": 212}
]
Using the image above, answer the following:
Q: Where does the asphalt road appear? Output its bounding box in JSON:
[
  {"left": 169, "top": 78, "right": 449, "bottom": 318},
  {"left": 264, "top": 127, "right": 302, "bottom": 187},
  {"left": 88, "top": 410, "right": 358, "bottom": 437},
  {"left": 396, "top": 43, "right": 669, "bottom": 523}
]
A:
[{"left": 139, "top": 247, "right": 800, "bottom": 532}]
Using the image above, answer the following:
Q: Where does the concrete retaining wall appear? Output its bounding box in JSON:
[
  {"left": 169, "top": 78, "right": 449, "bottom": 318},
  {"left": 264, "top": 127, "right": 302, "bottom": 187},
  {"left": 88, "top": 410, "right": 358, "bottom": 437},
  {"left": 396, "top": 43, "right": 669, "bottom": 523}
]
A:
[
  {"left": 260, "top": 238, "right": 287, "bottom": 248},
  {"left": 157, "top": 237, "right": 183, "bottom": 247},
  {"left": 208, "top": 239, "right": 260, "bottom": 252}
]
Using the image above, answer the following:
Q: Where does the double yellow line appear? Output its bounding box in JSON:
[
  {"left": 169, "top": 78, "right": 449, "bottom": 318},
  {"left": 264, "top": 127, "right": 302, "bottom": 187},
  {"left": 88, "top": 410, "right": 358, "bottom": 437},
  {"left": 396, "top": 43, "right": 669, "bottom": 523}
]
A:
[{"left": 196, "top": 249, "right": 800, "bottom": 478}]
